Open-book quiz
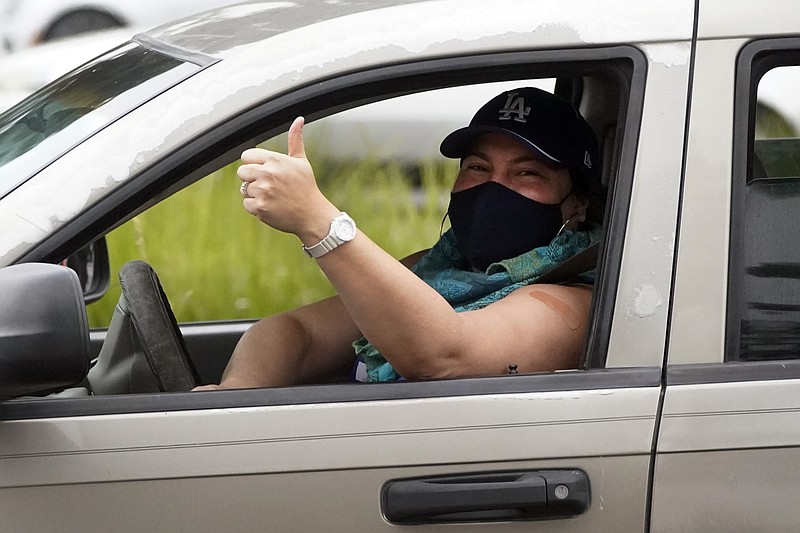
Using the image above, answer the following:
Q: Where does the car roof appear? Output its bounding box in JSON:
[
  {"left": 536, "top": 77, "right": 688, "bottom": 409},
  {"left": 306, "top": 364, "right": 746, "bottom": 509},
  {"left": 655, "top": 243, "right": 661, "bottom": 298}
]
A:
[{"left": 142, "top": 0, "right": 430, "bottom": 58}]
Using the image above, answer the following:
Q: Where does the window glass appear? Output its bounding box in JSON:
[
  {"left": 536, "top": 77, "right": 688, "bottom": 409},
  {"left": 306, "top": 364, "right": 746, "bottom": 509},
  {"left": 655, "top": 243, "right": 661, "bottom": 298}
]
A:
[
  {"left": 0, "top": 43, "right": 200, "bottom": 199},
  {"left": 85, "top": 80, "right": 555, "bottom": 328},
  {"left": 738, "top": 64, "right": 800, "bottom": 360}
]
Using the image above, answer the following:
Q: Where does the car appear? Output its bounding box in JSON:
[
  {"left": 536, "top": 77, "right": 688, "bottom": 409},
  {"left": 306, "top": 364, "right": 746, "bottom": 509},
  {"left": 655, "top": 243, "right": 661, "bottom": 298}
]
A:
[
  {"left": 1, "top": 0, "right": 800, "bottom": 531},
  {"left": 0, "top": 0, "right": 237, "bottom": 52}
]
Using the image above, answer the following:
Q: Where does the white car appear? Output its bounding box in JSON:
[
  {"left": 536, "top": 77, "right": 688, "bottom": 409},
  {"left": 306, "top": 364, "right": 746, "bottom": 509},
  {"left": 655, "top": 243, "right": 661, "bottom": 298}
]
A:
[
  {"left": 0, "top": 26, "right": 141, "bottom": 110},
  {"left": 1, "top": 0, "right": 800, "bottom": 531},
  {"left": 0, "top": 0, "right": 236, "bottom": 52}
]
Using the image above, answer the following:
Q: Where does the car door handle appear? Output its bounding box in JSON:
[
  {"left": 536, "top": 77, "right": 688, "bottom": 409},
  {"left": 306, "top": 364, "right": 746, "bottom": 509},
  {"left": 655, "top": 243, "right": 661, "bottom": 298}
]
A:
[{"left": 382, "top": 470, "right": 589, "bottom": 524}]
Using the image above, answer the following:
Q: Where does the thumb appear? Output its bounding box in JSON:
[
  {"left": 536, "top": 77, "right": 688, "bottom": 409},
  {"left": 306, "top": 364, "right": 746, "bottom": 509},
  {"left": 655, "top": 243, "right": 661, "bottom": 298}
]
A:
[{"left": 287, "top": 116, "right": 306, "bottom": 158}]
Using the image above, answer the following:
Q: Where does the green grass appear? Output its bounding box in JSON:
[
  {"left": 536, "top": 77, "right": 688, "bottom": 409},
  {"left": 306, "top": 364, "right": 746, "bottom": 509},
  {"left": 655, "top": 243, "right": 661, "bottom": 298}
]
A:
[{"left": 86, "top": 157, "right": 456, "bottom": 327}]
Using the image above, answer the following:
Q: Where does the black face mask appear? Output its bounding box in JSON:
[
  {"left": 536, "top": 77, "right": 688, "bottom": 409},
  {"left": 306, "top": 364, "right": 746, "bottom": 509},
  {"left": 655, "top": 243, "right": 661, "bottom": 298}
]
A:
[{"left": 448, "top": 181, "right": 569, "bottom": 271}]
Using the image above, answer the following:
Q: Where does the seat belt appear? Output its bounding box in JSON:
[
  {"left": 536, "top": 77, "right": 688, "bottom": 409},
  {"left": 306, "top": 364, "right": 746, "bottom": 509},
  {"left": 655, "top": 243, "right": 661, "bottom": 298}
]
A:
[{"left": 535, "top": 243, "right": 600, "bottom": 285}]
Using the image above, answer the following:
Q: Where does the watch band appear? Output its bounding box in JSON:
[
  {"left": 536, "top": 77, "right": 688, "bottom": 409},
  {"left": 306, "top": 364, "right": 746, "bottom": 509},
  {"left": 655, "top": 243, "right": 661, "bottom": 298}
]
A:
[
  {"left": 303, "top": 212, "right": 356, "bottom": 258},
  {"left": 303, "top": 236, "right": 343, "bottom": 258}
]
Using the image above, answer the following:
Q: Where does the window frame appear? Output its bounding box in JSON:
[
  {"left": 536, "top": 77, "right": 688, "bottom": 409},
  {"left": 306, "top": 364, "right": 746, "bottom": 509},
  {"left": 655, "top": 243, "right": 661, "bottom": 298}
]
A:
[
  {"left": 6, "top": 45, "right": 649, "bottom": 419},
  {"left": 727, "top": 38, "right": 800, "bottom": 364}
]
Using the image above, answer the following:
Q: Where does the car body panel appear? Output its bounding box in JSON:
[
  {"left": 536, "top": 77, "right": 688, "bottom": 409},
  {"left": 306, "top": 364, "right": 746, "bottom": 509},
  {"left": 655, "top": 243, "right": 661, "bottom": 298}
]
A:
[
  {"left": 654, "top": 1, "right": 800, "bottom": 530},
  {"left": 605, "top": 40, "right": 690, "bottom": 368},
  {"left": 668, "top": 37, "right": 745, "bottom": 366},
  {"left": 4, "top": 457, "right": 652, "bottom": 531},
  {"left": 696, "top": 0, "right": 799, "bottom": 39},
  {"left": 145, "top": 0, "right": 695, "bottom": 59},
  {"left": 2, "top": 389, "right": 658, "bottom": 487},
  {"left": 1, "top": 386, "right": 660, "bottom": 530},
  {"left": 2, "top": 0, "right": 799, "bottom": 529},
  {"left": 0, "top": 0, "right": 687, "bottom": 528},
  {"left": 652, "top": 379, "right": 800, "bottom": 531}
]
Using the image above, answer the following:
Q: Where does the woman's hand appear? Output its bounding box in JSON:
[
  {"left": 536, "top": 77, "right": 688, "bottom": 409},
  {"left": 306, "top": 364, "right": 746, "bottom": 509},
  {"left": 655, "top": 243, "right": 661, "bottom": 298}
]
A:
[{"left": 237, "top": 117, "right": 340, "bottom": 245}]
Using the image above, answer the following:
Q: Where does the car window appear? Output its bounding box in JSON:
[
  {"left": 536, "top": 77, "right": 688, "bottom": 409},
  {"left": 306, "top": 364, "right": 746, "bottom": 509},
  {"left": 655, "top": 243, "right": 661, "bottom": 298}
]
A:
[
  {"left": 73, "top": 45, "right": 642, "bottom": 392},
  {"left": 1, "top": 42, "right": 649, "bottom": 412},
  {"left": 85, "top": 81, "right": 554, "bottom": 328},
  {"left": 730, "top": 55, "right": 800, "bottom": 361}
]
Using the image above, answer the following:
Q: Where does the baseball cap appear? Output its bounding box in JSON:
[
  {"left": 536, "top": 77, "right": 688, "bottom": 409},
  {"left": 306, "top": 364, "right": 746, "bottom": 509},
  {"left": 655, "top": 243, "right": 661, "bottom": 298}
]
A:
[{"left": 440, "top": 87, "right": 600, "bottom": 189}]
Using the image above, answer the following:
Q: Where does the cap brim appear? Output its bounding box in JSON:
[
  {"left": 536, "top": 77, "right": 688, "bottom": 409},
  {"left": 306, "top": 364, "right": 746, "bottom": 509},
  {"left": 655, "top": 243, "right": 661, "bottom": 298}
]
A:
[{"left": 439, "top": 126, "right": 563, "bottom": 165}]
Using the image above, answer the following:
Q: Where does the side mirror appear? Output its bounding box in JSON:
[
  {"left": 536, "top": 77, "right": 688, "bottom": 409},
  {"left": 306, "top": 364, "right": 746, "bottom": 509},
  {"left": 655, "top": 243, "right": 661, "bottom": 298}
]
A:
[
  {"left": 0, "top": 263, "right": 91, "bottom": 399},
  {"left": 63, "top": 237, "right": 110, "bottom": 304}
]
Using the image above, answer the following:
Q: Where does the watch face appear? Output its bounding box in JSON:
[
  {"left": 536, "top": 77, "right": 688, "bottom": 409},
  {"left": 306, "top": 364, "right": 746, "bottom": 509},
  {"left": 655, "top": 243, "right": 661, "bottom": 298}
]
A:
[{"left": 332, "top": 215, "right": 356, "bottom": 241}]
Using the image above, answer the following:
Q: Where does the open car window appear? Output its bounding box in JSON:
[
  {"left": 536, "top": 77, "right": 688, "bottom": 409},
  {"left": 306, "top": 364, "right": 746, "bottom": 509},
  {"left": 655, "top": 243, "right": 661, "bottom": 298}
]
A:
[
  {"left": 87, "top": 80, "right": 557, "bottom": 328},
  {"left": 85, "top": 71, "right": 628, "bottom": 394},
  {"left": 2, "top": 40, "right": 649, "bottom": 410}
]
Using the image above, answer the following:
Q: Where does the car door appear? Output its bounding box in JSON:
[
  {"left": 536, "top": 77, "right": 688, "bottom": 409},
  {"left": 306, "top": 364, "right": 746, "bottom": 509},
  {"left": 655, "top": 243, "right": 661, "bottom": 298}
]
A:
[
  {"left": 652, "top": 0, "right": 800, "bottom": 530},
  {"left": 0, "top": 1, "right": 694, "bottom": 531}
]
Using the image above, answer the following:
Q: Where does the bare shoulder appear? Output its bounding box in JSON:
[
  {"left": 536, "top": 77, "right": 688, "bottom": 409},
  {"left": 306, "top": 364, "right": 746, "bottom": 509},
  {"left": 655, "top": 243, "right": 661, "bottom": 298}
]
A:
[{"left": 454, "top": 282, "right": 594, "bottom": 375}]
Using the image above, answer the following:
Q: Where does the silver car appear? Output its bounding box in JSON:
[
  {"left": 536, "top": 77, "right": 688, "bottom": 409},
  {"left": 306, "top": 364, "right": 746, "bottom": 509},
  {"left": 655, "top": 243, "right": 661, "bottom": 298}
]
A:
[{"left": 1, "top": 0, "right": 800, "bottom": 531}]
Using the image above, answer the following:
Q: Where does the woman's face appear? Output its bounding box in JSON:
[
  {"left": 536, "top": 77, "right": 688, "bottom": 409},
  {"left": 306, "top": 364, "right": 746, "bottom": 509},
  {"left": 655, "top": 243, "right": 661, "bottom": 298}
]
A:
[{"left": 452, "top": 132, "right": 586, "bottom": 223}]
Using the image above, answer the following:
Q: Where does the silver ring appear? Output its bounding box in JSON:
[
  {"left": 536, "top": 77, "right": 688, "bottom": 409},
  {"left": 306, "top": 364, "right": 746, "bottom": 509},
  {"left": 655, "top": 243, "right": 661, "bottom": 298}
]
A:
[{"left": 240, "top": 181, "right": 252, "bottom": 199}]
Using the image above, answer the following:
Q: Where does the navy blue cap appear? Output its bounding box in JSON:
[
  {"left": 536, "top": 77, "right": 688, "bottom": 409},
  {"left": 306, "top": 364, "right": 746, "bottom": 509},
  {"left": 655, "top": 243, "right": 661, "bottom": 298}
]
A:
[{"left": 440, "top": 87, "right": 600, "bottom": 188}]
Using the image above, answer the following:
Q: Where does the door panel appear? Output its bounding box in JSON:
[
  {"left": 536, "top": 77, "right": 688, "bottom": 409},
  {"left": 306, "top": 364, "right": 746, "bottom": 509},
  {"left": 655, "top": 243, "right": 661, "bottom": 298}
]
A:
[
  {"left": 0, "top": 385, "right": 659, "bottom": 531},
  {"left": 3, "top": 458, "right": 653, "bottom": 532},
  {"left": 652, "top": 448, "right": 800, "bottom": 532},
  {"left": 661, "top": 3, "right": 800, "bottom": 530},
  {"left": 91, "top": 322, "right": 247, "bottom": 383},
  {"left": 652, "top": 379, "right": 800, "bottom": 531},
  {"left": 180, "top": 322, "right": 248, "bottom": 383}
]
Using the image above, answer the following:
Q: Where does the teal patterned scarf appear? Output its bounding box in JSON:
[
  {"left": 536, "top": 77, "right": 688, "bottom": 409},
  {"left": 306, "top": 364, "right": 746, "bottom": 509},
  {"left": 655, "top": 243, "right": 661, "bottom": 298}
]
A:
[{"left": 352, "top": 224, "right": 602, "bottom": 382}]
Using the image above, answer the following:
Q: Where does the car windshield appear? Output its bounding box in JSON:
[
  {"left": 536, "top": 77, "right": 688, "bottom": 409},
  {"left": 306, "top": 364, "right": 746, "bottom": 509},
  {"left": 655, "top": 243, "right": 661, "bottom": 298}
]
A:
[{"left": 0, "top": 42, "right": 203, "bottom": 199}]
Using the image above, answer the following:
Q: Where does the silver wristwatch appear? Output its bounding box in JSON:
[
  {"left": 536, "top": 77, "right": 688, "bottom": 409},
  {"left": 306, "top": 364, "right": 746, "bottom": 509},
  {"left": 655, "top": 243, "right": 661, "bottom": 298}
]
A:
[{"left": 302, "top": 212, "right": 357, "bottom": 258}]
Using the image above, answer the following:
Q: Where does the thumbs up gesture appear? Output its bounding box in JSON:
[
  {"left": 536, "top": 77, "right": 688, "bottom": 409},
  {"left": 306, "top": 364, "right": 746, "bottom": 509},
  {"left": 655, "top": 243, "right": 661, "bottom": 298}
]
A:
[
  {"left": 286, "top": 115, "right": 307, "bottom": 159},
  {"left": 237, "top": 117, "right": 341, "bottom": 245}
]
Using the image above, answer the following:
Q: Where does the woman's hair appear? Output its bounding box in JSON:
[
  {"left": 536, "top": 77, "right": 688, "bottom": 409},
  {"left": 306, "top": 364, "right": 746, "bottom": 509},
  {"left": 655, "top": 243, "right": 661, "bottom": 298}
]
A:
[{"left": 569, "top": 168, "right": 606, "bottom": 226}]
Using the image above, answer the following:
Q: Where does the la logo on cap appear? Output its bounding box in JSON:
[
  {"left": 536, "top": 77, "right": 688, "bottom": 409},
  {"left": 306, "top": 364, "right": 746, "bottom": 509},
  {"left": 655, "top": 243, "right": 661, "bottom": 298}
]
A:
[
  {"left": 498, "top": 92, "right": 530, "bottom": 123},
  {"left": 584, "top": 151, "right": 592, "bottom": 168}
]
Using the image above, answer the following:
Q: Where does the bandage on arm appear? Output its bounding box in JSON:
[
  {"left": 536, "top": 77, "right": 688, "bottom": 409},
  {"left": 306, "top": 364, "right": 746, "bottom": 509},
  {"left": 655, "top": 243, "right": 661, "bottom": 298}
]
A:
[{"left": 528, "top": 288, "right": 581, "bottom": 330}]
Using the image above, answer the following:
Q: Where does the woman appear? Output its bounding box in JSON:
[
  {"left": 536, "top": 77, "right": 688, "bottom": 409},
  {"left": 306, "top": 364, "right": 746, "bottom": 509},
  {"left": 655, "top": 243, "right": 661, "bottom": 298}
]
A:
[{"left": 196, "top": 87, "right": 602, "bottom": 389}]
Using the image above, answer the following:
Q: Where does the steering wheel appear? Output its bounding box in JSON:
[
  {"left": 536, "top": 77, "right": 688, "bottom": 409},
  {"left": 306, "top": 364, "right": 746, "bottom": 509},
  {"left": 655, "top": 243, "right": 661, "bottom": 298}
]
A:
[{"left": 116, "top": 260, "right": 200, "bottom": 392}]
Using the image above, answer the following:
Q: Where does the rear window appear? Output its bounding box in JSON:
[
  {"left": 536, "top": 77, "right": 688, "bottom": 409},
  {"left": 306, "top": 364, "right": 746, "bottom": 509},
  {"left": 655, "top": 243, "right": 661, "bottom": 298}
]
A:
[
  {"left": 729, "top": 44, "right": 800, "bottom": 361},
  {"left": 0, "top": 42, "right": 203, "bottom": 199}
]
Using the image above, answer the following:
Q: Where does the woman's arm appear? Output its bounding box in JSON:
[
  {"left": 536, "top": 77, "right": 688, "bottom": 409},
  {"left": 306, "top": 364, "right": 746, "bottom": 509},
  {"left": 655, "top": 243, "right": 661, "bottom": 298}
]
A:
[
  {"left": 234, "top": 117, "right": 590, "bottom": 382},
  {"left": 195, "top": 295, "right": 361, "bottom": 390},
  {"left": 312, "top": 228, "right": 591, "bottom": 379}
]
